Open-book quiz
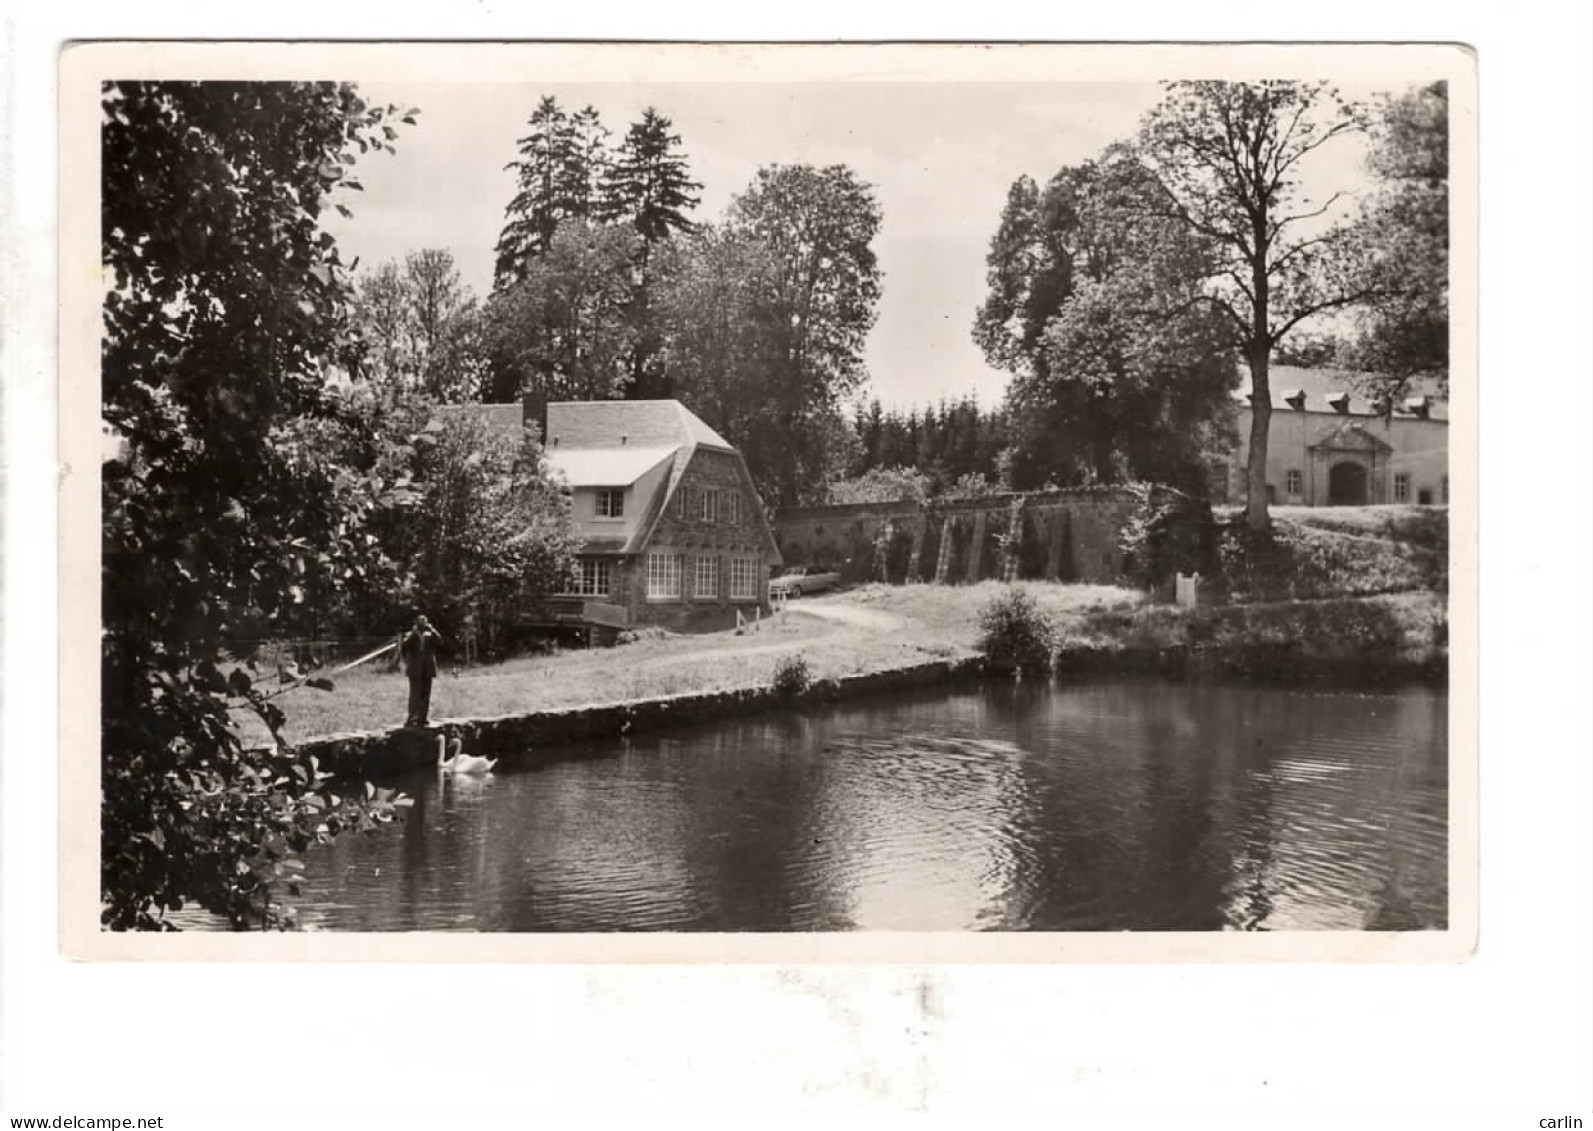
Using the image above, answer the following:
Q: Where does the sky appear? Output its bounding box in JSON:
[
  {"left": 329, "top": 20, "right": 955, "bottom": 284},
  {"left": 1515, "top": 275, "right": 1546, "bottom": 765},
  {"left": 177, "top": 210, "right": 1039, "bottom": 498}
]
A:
[{"left": 324, "top": 80, "right": 1379, "bottom": 410}]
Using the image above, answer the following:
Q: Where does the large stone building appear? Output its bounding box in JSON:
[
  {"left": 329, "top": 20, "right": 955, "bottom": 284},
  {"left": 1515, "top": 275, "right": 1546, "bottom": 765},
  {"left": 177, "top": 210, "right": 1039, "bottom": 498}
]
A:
[
  {"left": 1213, "top": 366, "right": 1450, "bottom": 508},
  {"left": 474, "top": 397, "right": 781, "bottom": 635}
]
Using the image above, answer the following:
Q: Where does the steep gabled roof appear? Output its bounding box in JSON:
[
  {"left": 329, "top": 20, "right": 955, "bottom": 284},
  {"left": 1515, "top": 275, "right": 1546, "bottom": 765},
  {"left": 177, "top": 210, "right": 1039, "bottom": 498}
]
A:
[
  {"left": 431, "top": 398, "right": 778, "bottom": 560},
  {"left": 545, "top": 400, "right": 733, "bottom": 452}
]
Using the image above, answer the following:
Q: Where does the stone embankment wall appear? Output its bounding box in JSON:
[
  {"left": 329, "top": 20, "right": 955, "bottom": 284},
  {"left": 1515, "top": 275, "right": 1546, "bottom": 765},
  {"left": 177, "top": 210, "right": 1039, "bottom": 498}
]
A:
[
  {"left": 297, "top": 656, "right": 986, "bottom": 780},
  {"left": 773, "top": 488, "right": 1141, "bottom": 587}
]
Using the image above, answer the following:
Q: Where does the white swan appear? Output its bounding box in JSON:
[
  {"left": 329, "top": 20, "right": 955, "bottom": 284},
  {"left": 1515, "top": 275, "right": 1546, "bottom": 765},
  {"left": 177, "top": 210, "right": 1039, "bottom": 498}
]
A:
[{"left": 436, "top": 734, "right": 497, "bottom": 776}]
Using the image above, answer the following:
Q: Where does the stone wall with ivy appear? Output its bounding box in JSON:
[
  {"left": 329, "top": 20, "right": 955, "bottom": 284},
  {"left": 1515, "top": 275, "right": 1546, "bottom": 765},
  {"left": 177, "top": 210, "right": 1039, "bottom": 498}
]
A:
[{"left": 773, "top": 487, "right": 1147, "bottom": 586}]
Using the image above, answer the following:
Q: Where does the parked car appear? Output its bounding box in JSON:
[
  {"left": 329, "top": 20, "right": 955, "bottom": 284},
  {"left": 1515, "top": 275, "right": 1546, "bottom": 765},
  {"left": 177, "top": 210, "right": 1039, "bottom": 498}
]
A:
[{"left": 769, "top": 564, "right": 842, "bottom": 598}]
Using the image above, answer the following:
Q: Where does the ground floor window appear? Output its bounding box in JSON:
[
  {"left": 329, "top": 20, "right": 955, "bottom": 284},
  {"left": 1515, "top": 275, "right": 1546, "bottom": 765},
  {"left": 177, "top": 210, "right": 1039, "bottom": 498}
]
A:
[
  {"left": 1394, "top": 472, "right": 1411, "bottom": 503},
  {"left": 694, "top": 555, "right": 720, "bottom": 599},
  {"left": 729, "top": 557, "right": 759, "bottom": 599},
  {"left": 1285, "top": 469, "right": 1302, "bottom": 496},
  {"left": 647, "top": 552, "right": 682, "bottom": 599},
  {"left": 562, "top": 557, "right": 612, "bottom": 597}
]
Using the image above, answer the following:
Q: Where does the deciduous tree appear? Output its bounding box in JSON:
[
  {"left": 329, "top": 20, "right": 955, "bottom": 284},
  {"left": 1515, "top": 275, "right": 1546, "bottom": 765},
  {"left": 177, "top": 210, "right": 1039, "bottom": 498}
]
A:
[
  {"left": 101, "top": 80, "right": 417, "bottom": 929},
  {"left": 1135, "top": 80, "right": 1372, "bottom": 529},
  {"left": 974, "top": 158, "right": 1239, "bottom": 492},
  {"left": 1344, "top": 81, "right": 1449, "bottom": 401},
  {"left": 484, "top": 219, "right": 642, "bottom": 402},
  {"left": 704, "top": 164, "right": 883, "bottom": 506},
  {"left": 353, "top": 248, "right": 485, "bottom": 402},
  {"left": 377, "top": 409, "right": 581, "bottom": 652}
]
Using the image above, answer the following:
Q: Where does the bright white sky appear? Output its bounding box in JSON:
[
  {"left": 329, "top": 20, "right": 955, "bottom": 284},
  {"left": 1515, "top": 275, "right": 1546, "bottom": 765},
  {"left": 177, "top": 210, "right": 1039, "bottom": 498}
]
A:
[{"left": 325, "top": 80, "right": 1381, "bottom": 410}]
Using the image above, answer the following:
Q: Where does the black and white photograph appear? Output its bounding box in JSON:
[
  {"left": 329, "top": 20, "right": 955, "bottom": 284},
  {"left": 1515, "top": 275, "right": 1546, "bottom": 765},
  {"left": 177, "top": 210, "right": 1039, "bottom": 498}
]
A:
[{"left": 66, "top": 42, "right": 1475, "bottom": 954}]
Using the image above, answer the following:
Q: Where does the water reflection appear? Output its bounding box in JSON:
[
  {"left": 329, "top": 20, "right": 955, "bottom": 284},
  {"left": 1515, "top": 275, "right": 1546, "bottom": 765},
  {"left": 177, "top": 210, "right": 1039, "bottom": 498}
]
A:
[{"left": 289, "top": 679, "right": 1447, "bottom": 932}]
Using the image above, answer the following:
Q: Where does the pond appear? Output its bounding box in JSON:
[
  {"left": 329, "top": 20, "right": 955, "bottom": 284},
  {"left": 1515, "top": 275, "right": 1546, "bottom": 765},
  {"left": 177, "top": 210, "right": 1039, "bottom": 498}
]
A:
[{"left": 285, "top": 678, "right": 1448, "bottom": 932}]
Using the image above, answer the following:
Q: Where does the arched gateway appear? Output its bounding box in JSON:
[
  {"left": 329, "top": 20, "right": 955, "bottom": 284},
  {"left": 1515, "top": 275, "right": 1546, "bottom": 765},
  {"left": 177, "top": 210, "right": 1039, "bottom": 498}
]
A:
[{"left": 1328, "top": 460, "right": 1369, "bottom": 506}]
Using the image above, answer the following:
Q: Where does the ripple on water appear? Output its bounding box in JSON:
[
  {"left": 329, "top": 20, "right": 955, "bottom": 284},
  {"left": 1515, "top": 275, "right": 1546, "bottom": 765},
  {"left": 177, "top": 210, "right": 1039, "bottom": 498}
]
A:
[{"left": 276, "top": 679, "right": 1446, "bottom": 933}]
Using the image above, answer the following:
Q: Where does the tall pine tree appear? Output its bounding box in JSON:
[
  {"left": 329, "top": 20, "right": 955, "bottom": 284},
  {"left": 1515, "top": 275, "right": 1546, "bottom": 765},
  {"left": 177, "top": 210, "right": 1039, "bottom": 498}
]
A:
[
  {"left": 495, "top": 97, "right": 612, "bottom": 287},
  {"left": 602, "top": 107, "right": 702, "bottom": 251},
  {"left": 603, "top": 108, "right": 703, "bottom": 398}
]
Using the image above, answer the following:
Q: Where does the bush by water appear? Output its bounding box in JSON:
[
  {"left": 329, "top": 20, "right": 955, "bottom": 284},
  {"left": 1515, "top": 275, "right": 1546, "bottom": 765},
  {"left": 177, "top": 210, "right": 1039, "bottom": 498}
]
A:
[{"left": 977, "top": 586, "right": 1057, "bottom": 672}]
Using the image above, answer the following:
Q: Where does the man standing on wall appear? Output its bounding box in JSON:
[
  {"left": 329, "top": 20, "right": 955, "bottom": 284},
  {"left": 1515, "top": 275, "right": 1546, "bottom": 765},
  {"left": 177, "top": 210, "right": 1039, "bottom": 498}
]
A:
[{"left": 400, "top": 614, "right": 447, "bottom": 727}]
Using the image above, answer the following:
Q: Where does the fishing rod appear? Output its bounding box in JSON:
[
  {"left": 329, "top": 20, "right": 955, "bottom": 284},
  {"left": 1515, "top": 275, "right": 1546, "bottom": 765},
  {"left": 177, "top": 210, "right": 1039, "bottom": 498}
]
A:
[{"left": 226, "top": 638, "right": 398, "bottom": 710}]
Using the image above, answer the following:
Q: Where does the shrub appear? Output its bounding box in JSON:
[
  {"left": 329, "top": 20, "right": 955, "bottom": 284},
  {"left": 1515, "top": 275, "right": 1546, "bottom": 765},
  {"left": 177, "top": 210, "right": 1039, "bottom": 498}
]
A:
[
  {"left": 977, "top": 586, "right": 1056, "bottom": 671},
  {"left": 771, "top": 654, "right": 813, "bottom": 698},
  {"left": 1119, "top": 485, "right": 1216, "bottom": 592},
  {"left": 1212, "top": 516, "right": 1442, "bottom": 603}
]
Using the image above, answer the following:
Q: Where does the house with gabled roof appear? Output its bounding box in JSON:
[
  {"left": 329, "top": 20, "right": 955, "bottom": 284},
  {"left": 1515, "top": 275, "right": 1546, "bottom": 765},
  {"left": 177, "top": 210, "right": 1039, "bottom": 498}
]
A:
[
  {"left": 1212, "top": 366, "right": 1450, "bottom": 507},
  {"left": 503, "top": 395, "right": 781, "bottom": 635}
]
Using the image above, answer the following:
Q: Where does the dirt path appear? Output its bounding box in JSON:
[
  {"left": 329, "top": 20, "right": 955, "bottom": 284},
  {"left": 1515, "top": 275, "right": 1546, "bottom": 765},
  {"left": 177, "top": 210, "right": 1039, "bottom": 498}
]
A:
[{"left": 782, "top": 599, "right": 910, "bottom": 632}]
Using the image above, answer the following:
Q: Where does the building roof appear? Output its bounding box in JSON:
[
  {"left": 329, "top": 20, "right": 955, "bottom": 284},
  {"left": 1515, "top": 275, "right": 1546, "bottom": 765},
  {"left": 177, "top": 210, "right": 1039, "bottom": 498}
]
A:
[
  {"left": 544, "top": 446, "right": 677, "bottom": 488},
  {"left": 1236, "top": 366, "right": 1449, "bottom": 421},
  {"left": 545, "top": 400, "right": 733, "bottom": 451},
  {"left": 434, "top": 397, "right": 780, "bottom": 562}
]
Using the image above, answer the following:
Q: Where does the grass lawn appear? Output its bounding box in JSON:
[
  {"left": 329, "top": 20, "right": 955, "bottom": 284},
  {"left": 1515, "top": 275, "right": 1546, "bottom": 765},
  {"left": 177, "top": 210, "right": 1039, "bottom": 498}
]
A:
[
  {"left": 1219, "top": 503, "right": 1449, "bottom": 552},
  {"left": 237, "top": 581, "right": 1145, "bottom": 745},
  {"left": 236, "top": 563, "right": 1446, "bottom": 746}
]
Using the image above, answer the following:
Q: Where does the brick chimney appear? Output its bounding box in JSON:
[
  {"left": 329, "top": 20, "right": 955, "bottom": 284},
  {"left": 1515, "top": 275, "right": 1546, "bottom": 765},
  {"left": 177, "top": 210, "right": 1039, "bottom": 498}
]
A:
[{"left": 521, "top": 391, "right": 549, "bottom": 443}]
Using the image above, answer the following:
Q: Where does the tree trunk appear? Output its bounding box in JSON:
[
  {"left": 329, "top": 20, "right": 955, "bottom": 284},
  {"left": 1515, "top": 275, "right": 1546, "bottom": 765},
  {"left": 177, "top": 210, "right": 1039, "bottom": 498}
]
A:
[
  {"left": 1245, "top": 346, "right": 1273, "bottom": 531},
  {"left": 1246, "top": 216, "right": 1274, "bottom": 533}
]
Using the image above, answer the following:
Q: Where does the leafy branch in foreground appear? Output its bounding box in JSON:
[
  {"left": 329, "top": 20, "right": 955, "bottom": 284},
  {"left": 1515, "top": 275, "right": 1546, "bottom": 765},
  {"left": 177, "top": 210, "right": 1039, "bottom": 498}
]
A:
[{"left": 101, "top": 80, "right": 418, "bottom": 929}]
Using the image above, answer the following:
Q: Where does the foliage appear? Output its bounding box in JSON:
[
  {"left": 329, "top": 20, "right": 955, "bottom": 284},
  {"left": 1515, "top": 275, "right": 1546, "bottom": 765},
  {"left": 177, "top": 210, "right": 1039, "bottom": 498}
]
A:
[
  {"left": 846, "top": 395, "right": 1012, "bottom": 496},
  {"left": 976, "top": 587, "right": 1057, "bottom": 672},
  {"left": 1268, "top": 503, "right": 1449, "bottom": 555},
  {"left": 1118, "top": 486, "right": 1216, "bottom": 591},
  {"left": 377, "top": 410, "right": 582, "bottom": 648},
  {"left": 1057, "top": 594, "right": 1446, "bottom": 681},
  {"left": 603, "top": 107, "right": 703, "bottom": 396},
  {"left": 941, "top": 472, "right": 1005, "bottom": 500},
  {"left": 973, "top": 158, "right": 1240, "bottom": 492},
  {"left": 689, "top": 164, "right": 882, "bottom": 506},
  {"left": 771, "top": 653, "right": 814, "bottom": 698},
  {"left": 492, "top": 99, "right": 703, "bottom": 398},
  {"left": 101, "top": 80, "right": 418, "bottom": 929},
  {"left": 1343, "top": 82, "right": 1449, "bottom": 400},
  {"left": 352, "top": 249, "right": 486, "bottom": 402},
  {"left": 483, "top": 219, "right": 643, "bottom": 402},
  {"left": 654, "top": 223, "right": 776, "bottom": 415},
  {"left": 826, "top": 466, "right": 932, "bottom": 505},
  {"left": 494, "top": 97, "right": 612, "bottom": 285},
  {"left": 1134, "top": 81, "right": 1373, "bottom": 529},
  {"left": 603, "top": 107, "right": 703, "bottom": 249},
  {"left": 1211, "top": 516, "right": 1445, "bottom": 603}
]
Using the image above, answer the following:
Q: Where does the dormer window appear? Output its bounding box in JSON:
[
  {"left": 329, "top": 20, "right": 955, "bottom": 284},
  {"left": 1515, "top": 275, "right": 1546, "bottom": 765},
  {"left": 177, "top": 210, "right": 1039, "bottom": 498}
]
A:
[{"left": 596, "top": 488, "right": 625, "bottom": 518}]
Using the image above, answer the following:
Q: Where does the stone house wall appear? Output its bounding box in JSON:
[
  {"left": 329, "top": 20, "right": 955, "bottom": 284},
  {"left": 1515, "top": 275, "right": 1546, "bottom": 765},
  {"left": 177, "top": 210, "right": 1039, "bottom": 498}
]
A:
[{"left": 628, "top": 448, "right": 779, "bottom": 632}]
